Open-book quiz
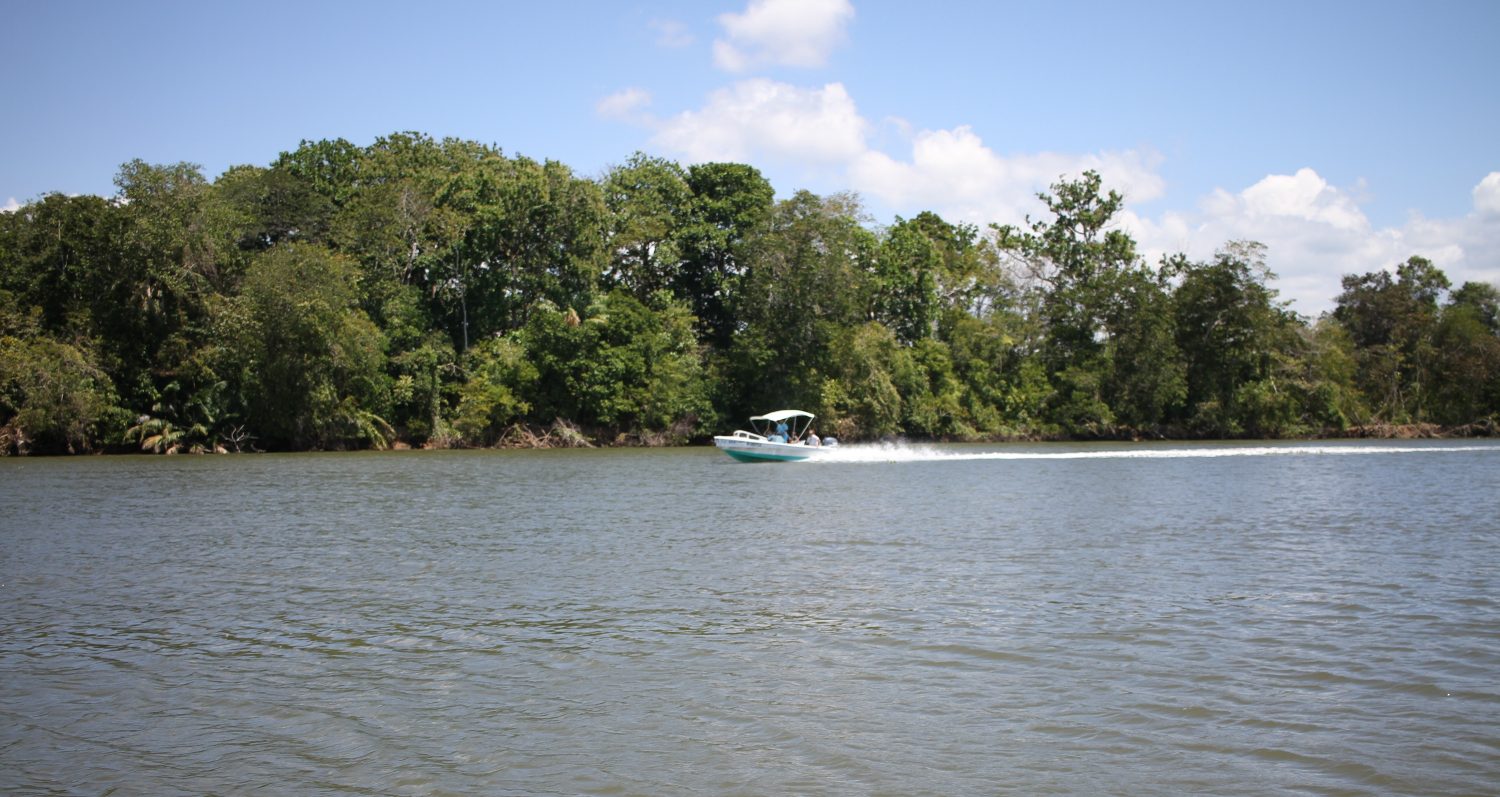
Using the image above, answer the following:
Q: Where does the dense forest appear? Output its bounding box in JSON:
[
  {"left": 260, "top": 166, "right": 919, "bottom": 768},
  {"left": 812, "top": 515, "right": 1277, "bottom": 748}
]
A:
[{"left": 2, "top": 133, "right": 1497, "bottom": 454}]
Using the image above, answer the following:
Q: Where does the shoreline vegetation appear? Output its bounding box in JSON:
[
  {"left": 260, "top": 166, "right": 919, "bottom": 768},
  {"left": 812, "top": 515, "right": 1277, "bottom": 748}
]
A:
[
  {"left": 415, "top": 419, "right": 1498, "bottom": 451},
  {"left": 3, "top": 133, "right": 1497, "bottom": 456},
  {"left": 377, "top": 417, "right": 1500, "bottom": 450},
  {"left": 4, "top": 419, "right": 1495, "bottom": 457}
]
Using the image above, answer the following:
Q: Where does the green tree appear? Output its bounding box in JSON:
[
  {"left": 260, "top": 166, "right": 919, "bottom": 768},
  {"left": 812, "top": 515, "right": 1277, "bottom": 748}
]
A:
[
  {"left": 453, "top": 335, "right": 536, "bottom": 445},
  {"left": 326, "top": 133, "right": 469, "bottom": 306},
  {"left": 273, "top": 137, "right": 363, "bottom": 207},
  {"left": 1430, "top": 282, "right": 1500, "bottom": 424},
  {"left": 818, "top": 322, "right": 907, "bottom": 440},
  {"left": 1106, "top": 265, "right": 1184, "bottom": 430},
  {"left": 216, "top": 163, "right": 337, "bottom": 253},
  {"left": 1333, "top": 256, "right": 1451, "bottom": 422},
  {"left": 676, "top": 162, "right": 775, "bottom": 347},
  {"left": 727, "top": 191, "right": 878, "bottom": 419},
  {"left": 873, "top": 218, "right": 942, "bottom": 344},
  {"left": 225, "top": 244, "right": 391, "bottom": 449},
  {"left": 994, "top": 170, "right": 1147, "bottom": 433},
  {"left": 109, "top": 160, "right": 246, "bottom": 414},
  {"left": 601, "top": 153, "right": 691, "bottom": 300},
  {"left": 895, "top": 337, "right": 968, "bottom": 438},
  {"left": 437, "top": 153, "right": 607, "bottom": 339},
  {"left": 0, "top": 193, "right": 122, "bottom": 338},
  {"left": 941, "top": 310, "right": 1048, "bottom": 436},
  {"left": 876, "top": 212, "right": 1002, "bottom": 345},
  {"left": 995, "top": 171, "right": 1138, "bottom": 372},
  {"left": 1284, "top": 318, "right": 1366, "bottom": 430},
  {"left": 1448, "top": 281, "right": 1500, "bottom": 333},
  {"left": 1172, "top": 243, "right": 1297, "bottom": 436},
  {"left": 517, "top": 292, "right": 709, "bottom": 438},
  {"left": 0, "top": 317, "right": 127, "bottom": 454},
  {"left": 115, "top": 160, "right": 241, "bottom": 300}
]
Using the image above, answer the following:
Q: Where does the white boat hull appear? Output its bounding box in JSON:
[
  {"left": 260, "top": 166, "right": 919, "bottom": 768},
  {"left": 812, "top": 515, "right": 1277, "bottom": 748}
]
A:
[{"left": 713, "top": 434, "right": 828, "bottom": 462}]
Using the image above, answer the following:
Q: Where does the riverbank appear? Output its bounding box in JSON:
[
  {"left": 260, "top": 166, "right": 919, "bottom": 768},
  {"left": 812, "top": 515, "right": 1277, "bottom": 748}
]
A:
[{"left": 5, "top": 417, "right": 1495, "bottom": 456}]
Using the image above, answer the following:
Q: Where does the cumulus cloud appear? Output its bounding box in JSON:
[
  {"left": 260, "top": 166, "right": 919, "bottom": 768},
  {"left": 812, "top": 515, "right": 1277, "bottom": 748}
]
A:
[
  {"left": 1474, "top": 171, "right": 1500, "bottom": 217},
  {"left": 597, "top": 88, "right": 653, "bottom": 122},
  {"left": 1124, "top": 169, "right": 1500, "bottom": 315},
  {"left": 1236, "top": 168, "right": 1368, "bottom": 232},
  {"left": 646, "top": 80, "right": 1158, "bottom": 225},
  {"left": 651, "top": 79, "right": 866, "bottom": 164},
  {"left": 1, "top": 197, "right": 19, "bottom": 213},
  {"left": 851, "top": 125, "right": 1164, "bottom": 228},
  {"left": 639, "top": 76, "right": 1498, "bottom": 313},
  {"left": 713, "top": 0, "right": 854, "bottom": 72},
  {"left": 622, "top": 15, "right": 1498, "bottom": 317}
]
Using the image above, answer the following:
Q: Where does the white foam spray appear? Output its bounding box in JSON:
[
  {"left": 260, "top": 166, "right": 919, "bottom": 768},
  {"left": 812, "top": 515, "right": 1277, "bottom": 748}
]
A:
[{"left": 803, "top": 441, "right": 1500, "bottom": 464}]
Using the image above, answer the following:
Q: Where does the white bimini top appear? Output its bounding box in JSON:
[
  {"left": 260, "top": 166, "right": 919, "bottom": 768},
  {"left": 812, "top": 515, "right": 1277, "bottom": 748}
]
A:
[{"left": 749, "top": 410, "right": 814, "bottom": 423}]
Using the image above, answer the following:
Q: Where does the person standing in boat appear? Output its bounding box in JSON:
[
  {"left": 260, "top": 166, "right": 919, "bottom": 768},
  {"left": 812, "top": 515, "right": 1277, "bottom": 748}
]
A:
[
  {"left": 774, "top": 419, "right": 789, "bottom": 443},
  {"left": 806, "top": 429, "right": 820, "bottom": 447}
]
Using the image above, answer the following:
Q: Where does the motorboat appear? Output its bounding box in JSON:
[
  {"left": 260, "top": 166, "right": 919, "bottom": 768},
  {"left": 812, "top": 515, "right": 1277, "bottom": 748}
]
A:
[{"left": 713, "top": 409, "right": 837, "bottom": 462}]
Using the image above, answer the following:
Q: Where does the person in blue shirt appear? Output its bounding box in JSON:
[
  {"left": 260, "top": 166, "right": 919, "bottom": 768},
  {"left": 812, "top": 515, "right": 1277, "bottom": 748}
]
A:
[{"left": 774, "top": 420, "right": 788, "bottom": 443}]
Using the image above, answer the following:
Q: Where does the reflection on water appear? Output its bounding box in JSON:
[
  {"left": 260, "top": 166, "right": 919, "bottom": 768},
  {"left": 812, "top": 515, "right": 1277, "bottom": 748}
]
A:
[{"left": 2, "top": 441, "right": 1498, "bottom": 795}]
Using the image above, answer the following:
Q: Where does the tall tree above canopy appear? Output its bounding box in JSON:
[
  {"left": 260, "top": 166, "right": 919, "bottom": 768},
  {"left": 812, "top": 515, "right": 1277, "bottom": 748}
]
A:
[
  {"left": 994, "top": 170, "right": 1140, "bottom": 369},
  {"left": 115, "top": 160, "right": 237, "bottom": 301},
  {"left": 874, "top": 212, "right": 1006, "bottom": 342},
  {"left": 215, "top": 164, "right": 335, "bottom": 251},
  {"left": 728, "top": 190, "right": 877, "bottom": 416},
  {"left": 273, "top": 137, "right": 363, "bottom": 207},
  {"left": 1334, "top": 256, "right": 1451, "bottom": 422},
  {"left": 1172, "top": 242, "right": 1299, "bottom": 435},
  {"left": 322, "top": 137, "right": 469, "bottom": 315},
  {"left": 0, "top": 193, "right": 121, "bottom": 337},
  {"left": 1334, "top": 256, "right": 1450, "bottom": 350},
  {"left": 435, "top": 154, "right": 607, "bottom": 340},
  {"left": 908, "top": 211, "right": 1005, "bottom": 318},
  {"left": 107, "top": 161, "right": 247, "bottom": 412},
  {"left": 1448, "top": 281, "right": 1500, "bottom": 334},
  {"left": 601, "top": 153, "right": 691, "bottom": 300},
  {"left": 873, "top": 217, "right": 943, "bottom": 344},
  {"left": 676, "top": 162, "right": 775, "bottom": 347},
  {"left": 993, "top": 170, "right": 1144, "bottom": 431},
  {"left": 1429, "top": 280, "right": 1500, "bottom": 424}
]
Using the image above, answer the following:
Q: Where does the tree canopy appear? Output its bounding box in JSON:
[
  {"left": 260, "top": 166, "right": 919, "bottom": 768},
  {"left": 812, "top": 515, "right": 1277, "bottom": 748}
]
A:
[{"left": 1, "top": 135, "right": 1496, "bottom": 454}]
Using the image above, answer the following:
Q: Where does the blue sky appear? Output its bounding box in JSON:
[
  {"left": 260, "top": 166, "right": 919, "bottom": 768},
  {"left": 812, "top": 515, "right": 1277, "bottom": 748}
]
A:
[{"left": 5, "top": 0, "right": 1497, "bottom": 313}]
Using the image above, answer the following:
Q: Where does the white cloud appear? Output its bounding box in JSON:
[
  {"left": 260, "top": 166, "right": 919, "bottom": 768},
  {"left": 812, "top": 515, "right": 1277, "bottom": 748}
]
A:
[
  {"left": 1125, "top": 169, "right": 1500, "bottom": 315},
  {"left": 651, "top": 79, "right": 866, "bottom": 164},
  {"left": 647, "top": 81, "right": 1158, "bottom": 226},
  {"left": 597, "top": 88, "right": 653, "bottom": 122},
  {"left": 624, "top": 34, "right": 1498, "bottom": 317},
  {"left": 650, "top": 18, "right": 694, "bottom": 48},
  {"left": 1474, "top": 171, "right": 1500, "bottom": 217},
  {"left": 1, "top": 197, "right": 19, "bottom": 213},
  {"left": 1238, "top": 168, "right": 1368, "bottom": 231},
  {"left": 850, "top": 125, "right": 1164, "bottom": 228},
  {"left": 713, "top": 0, "right": 854, "bottom": 72}
]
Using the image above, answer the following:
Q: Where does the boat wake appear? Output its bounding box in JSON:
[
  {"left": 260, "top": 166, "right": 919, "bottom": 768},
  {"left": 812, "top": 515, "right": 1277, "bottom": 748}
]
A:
[{"left": 805, "top": 441, "right": 1500, "bottom": 464}]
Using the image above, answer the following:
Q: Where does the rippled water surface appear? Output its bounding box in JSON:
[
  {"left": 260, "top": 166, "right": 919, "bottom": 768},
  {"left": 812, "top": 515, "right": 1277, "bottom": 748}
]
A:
[{"left": 3, "top": 441, "right": 1499, "bottom": 795}]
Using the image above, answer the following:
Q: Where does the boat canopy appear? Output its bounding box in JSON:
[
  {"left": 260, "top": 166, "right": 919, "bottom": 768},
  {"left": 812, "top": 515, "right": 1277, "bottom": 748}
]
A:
[{"left": 749, "top": 409, "right": 814, "bottom": 422}]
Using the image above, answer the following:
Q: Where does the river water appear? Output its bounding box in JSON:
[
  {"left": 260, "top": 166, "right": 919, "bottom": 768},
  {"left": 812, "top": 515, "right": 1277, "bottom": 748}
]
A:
[{"left": 2, "top": 441, "right": 1498, "bottom": 795}]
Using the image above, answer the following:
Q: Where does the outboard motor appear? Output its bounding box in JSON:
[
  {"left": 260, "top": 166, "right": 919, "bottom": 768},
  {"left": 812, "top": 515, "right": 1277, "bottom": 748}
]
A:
[{"left": 823, "top": 437, "right": 839, "bottom": 448}]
